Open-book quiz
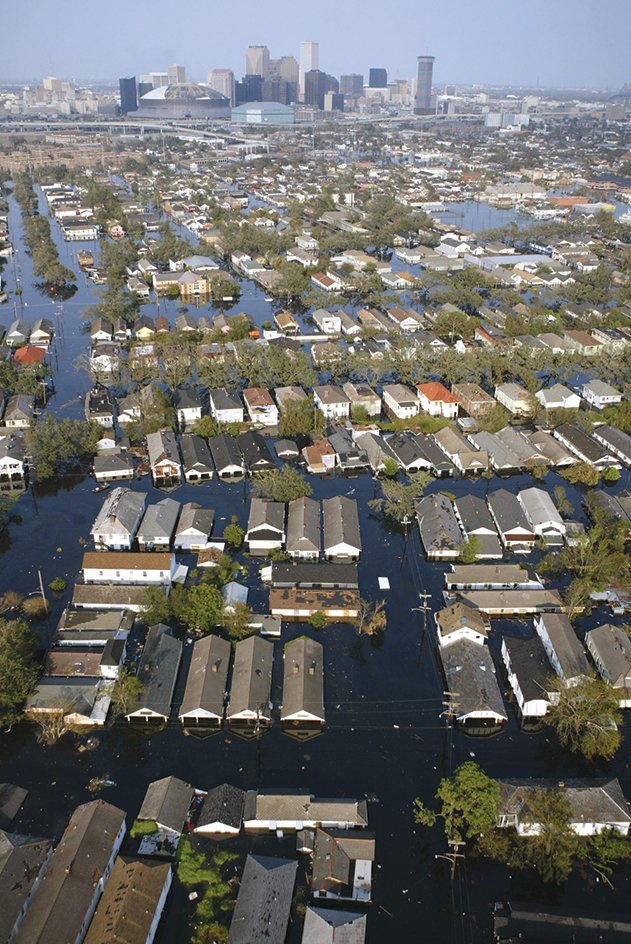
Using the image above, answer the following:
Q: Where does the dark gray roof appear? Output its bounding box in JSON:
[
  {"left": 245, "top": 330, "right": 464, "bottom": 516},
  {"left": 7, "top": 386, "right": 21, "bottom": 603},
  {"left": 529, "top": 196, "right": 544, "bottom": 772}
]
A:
[
  {"left": 454, "top": 494, "right": 498, "bottom": 535},
  {"left": 310, "top": 827, "right": 375, "bottom": 898},
  {"left": 227, "top": 854, "right": 298, "bottom": 944},
  {"left": 502, "top": 636, "right": 553, "bottom": 704},
  {"left": 12, "top": 800, "right": 127, "bottom": 944},
  {"left": 247, "top": 499, "right": 285, "bottom": 536},
  {"left": 555, "top": 423, "right": 609, "bottom": 464},
  {"left": 209, "top": 387, "right": 243, "bottom": 412},
  {"left": 270, "top": 562, "right": 358, "bottom": 588},
  {"left": 237, "top": 430, "right": 276, "bottom": 471},
  {"left": 138, "top": 776, "right": 194, "bottom": 832},
  {"left": 415, "top": 494, "right": 462, "bottom": 555},
  {"left": 179, "top": 434, "right": 213, "bottom": 473},
  {"left": 536, "top": 613, "right": 590, "bottom": 681},
  {"left": 412, "top": 434, "right": 456, "bottom": 474},
  {"left": 274, "top": 439, "right": 300, "bottom": 458},
  {"left": 322, "top": 496, "right": 361, "bottom": 553},
  {"left": 227, "top": 636, "right": 274, "bottom": 721},
  {"left": 439, "top": 638, "right": 507, "bottom": 721},
  {"left": 174, "top": 387, "right": 202, "bottom": 411},
  {"left": 0, "top": 784, "right": 28, "bottom": 830},
  {"left": 593, "top": 424, "right": 631, "bottom": 461},
  {"left": 130, "top": 624, "right": 182, "bottom": 719},
  {"left": 208, "top": 433, "right": 244, "bottom": 473},
  {"left": 385, "top": 432, "right": 431, "bottom": 470},
  {"left": 137, "top": 498, "right": 180, "bottom": 542},
  {"left": 0, "top": 831, "right": 53, "bottom": 944},
  {"left": 286, "top": 497, "right": 321, "bottom": 555},
  {"left": 197, "top": 784, "right": 245, "bottom": 831},
  {"left": 175, "top": 501, "right": 215, "bottom": 540},
  {"left": 180, "top": 634, "right": 231, "bottom": 720},
  {"left": 146, "top": 428, "right": 180, "bottom": 468},
  {"left": 487, "top": 488, "right": 532, "bottom": 537},
  {"left": 281, "top": 637, "right": 324, "bottom": 722}
]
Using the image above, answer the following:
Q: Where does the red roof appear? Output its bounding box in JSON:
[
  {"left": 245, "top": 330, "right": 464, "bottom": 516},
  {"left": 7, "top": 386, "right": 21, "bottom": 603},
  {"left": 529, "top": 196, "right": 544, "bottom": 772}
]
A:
[
  {"left": 416, "top": 381, "right": 459, "bottom": 403},
  {"left": 13, "top": 345, "right": 45, "bottom": 365}
]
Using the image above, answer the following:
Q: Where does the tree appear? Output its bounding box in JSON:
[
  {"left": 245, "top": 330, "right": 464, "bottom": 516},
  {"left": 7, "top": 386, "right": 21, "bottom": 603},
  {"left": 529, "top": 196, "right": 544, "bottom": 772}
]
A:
[
  {"left": 553, "top": 485, "right": 573, "bottom": 518},
  {"left": 26, "top": 415, "right": 101, "bottom": 481},
  {"left": 279, "top": 398, "right": 319, "bottom": 439},
  {"left": 544, "top": 675, "right": 622, "bottom": 761},
  {"left": 560, "top": 461, "right": 599, "bottom": 488},
  {"left": 140, "top": 586, "right": 171, "bottom": 626},
  {"left": 181, "top": 583, "right": 225, "bottom": 635},
  {"left": 382, "top": 457, "right": 399, "bottom": 478},
  {"left": 603, "top": 466, "right": 620, "bottom": 485},
  {"left": 0, "top": 619, "right": 40, "bottom": 729},
  {"left": 459, "top": 536, "right": 481, "bottom": 563},
  {"left": 110, "top": 667, "right": 145, "bottom": 717},
  {"left": 308, "top": 611, "right": 327, "bottom": 630},
  {"left": 193, "top": 415, "right": 220, "bottom": 438},
  {"left": 414, "top": 762, "right": 502, "bottom": 843},
  {"left": 222, "top": 601, "right": 253, "bottom": 642},
  {"left": 223, "top": 516, "right": 244, "bottom": 550},
  {"left": 369, "top": 471, "right": 431, "bottom": 524},
  {"left": 251, "top": 466, "right": 312, "bottom": 502},
  {"left": 353, "top": 598, "right": 387, "bottom": 637}
]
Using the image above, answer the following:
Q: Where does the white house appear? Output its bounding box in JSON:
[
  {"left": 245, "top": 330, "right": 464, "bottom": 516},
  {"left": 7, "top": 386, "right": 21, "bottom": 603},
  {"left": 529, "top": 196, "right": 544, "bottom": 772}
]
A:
[
  {"left": 416, "top": 382, "right": 460, "bottom": 419},
  {"left": 494, "top": 382, "right": 533, "bottom": 416},
  {"left": 313, "top": 385, "right": 350, "bottom": 420},
  {"left": 245, "top": 499, "right": 285, "bottom": 555},
  {"left": 91, "top": 488, "right": 147, "bottom": 550},
  {"left": 174, "top": 502, "right": 215, "bottom": 552},
  {"left": 173, "top": 388, "right": 202, "bottom": 426},
  {"left": 496, "top": 779, "right": 631, "bottom": 837},
  {"left": 382, "top": 384, "right": 420, "bottom": 420},
  {"left": 434, "top": 602, "right": 490, "bottom": 648},
  {"left": 82, "top": 551, "right": 176, "bottom": 586},
  {"left": 518, "top": 487, "right": 566, "bottom": 545},
  {"left": 535, "top": 383, "right": 581, "bottom": 411},
  {"left": 582, "top": 379, "right": 622, "bottom": 410},
  {"left": 208, "top": 388, "right": 244, "bottom": 424},
  {"left": 243, "top": 388, "right": 279, "bottom": 427},
  {"left": 312, "top": 309, "right": 342, "bottom": 334},
  {"left": 501, "top": 636, "right": 553, "bottom": 718}
]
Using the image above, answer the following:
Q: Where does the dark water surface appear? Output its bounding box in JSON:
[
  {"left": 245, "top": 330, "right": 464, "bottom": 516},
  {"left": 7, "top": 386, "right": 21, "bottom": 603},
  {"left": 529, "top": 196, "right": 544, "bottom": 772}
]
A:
[{"left": 1, "top": 185, "right": 631, "bottom": 944}]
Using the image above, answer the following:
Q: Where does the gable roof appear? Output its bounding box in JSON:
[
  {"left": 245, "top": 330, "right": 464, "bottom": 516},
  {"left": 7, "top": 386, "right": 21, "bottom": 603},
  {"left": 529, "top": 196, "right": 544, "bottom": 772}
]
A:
[
  {"left": 180, "top": 634, "right": 230, "bottom": 720},
  {"left": 131, "top": 624, "right": 182, "bottom": 718},
  {"left": 83, "top": 856, "right": 171, "bottom": 944},
  {"left": 227, "top": 635, "right": 274, "bottom": 720},
  {"left": 138, "top": 776, "right": 194, "bottom": 832},
  {"left": 227, "top": 855, "right": 297, "bottom": 944},
  {"left": 281, "top": 637, "right": 324, "bottom": 722}
]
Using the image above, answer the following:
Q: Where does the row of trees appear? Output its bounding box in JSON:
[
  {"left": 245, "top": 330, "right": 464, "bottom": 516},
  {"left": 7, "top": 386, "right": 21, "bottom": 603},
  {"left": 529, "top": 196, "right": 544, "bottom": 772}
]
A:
[{"left": 12, "top": 173, "right": 76, "bottom": 289}]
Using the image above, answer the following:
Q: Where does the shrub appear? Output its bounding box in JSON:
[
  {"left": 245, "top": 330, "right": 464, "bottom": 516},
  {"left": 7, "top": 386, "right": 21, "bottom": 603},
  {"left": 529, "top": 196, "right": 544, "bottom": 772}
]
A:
[{"left": 49, "top": 577, "right": 68, "bottom": 592}]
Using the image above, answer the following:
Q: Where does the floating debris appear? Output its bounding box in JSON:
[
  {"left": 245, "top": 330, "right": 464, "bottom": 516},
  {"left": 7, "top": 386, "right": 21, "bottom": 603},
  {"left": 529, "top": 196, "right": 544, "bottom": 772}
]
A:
[{"left": 88, "top": 775, "right": 116, "bottom": 794}]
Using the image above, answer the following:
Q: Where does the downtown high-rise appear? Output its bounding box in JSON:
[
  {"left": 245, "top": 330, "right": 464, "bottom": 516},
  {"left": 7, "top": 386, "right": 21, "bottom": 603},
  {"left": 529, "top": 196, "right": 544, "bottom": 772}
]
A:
[
  {"left": 414, "top": 55, "right": 435, "bottom": 114},
  {"left": 299, "top": 41, "right": 319, "bottom": 100}
]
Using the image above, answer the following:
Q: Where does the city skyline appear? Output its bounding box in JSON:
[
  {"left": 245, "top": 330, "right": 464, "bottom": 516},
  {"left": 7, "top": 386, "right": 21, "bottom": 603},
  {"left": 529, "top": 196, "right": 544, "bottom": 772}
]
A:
[{"left": 3, "top": 0, "right": 630, "bottom": 89}]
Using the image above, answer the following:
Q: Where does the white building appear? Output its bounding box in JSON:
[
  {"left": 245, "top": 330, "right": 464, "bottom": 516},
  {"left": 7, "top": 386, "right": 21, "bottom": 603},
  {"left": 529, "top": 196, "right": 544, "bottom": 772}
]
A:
[{"left": 582, "top": 379, "right": 622, "bottom": 410}]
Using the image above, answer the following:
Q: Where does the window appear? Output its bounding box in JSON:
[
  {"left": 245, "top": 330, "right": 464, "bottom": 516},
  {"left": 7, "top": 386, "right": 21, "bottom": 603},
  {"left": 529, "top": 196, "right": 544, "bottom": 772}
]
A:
[{"left": 143, "top": 572, "right": 147, "bottom": 577}]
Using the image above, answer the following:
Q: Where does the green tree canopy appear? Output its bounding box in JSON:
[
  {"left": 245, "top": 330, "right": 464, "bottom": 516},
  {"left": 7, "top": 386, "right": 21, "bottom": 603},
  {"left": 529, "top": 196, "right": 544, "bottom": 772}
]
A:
[
  {"left": 26, "top": 415, "right": 101, "bottom": 481},
  {"left": 0, "top": 618, "right": 40, "bottom": 729},
  {"left": 544, "top": 675, "right": 622, "bottom": 761},
  {"left": 251, "top": 466, "right": 312, "bottom": 502},
  {"left": 414, "top": 761, "right": 502, "bottom": 843}
]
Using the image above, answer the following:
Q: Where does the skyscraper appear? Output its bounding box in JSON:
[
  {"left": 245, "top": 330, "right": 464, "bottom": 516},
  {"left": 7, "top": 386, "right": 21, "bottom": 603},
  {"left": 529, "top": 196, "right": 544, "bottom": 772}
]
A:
[
  {"left": 340, "top": 74, "right": 364, "bottom": 97},
  {"left": 235, "top": 74, "right": 263, "bottom": 105},
  {"left": 299, "top": 41, "right": 319, "bottom": 99},
  {"left": 168, "top": 63, "right": 186, "bottom": 84},
  {"left": 369, "top": 68, "right": 388, "bottom": 88},
  {"left": 304, "top": 69, "right": 326, "bottom": 110},
  {"left": 415, "top": 56, "right": 435, "bottom": 115},
  {"left": 277, "top": 55, "right": 299, "bottom": 84},
  {"left": 245, "top": 45, "right": 270, "bottom": 79},
  {"left": 208, "top": 69, "right": 235, "bottom": 106},
  {"left": 119, "top": 76, "right": 137, "bottom": 115}
]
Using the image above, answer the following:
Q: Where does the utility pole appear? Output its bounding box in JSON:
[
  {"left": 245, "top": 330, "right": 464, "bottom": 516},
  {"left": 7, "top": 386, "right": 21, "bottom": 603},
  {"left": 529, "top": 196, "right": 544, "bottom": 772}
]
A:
[{"left": 436, "top": 839, "right": 466, "bottom": 882}]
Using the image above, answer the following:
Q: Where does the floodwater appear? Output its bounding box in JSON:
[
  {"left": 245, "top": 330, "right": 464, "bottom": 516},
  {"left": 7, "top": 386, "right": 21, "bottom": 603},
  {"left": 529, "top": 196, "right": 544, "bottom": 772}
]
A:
[{"left": 1, "top": 184, "right": 631, "bottom": 944}]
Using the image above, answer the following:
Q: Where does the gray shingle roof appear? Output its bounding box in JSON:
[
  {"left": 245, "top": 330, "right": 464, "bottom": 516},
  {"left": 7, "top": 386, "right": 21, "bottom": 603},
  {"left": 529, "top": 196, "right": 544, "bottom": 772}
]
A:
[
  {"left": 281, "top": 637, "right": 324, "bottom": 722},
  {"left": 197, "top": 784, "right": 245, "bottom": 831},
  {"left": 179, "top": 634, "right": 231, "bottom": 720},
  {"left": 322, "top": 496, "right": 361, "bottom": 554},
  {"left": 138, "top": 776, "right": 194, "bottom": 832},
  {"left": 286, "top": 497, "right": 321, "bottom": 555},
  {"left": 137, "top": 498, "right": 180, "bottom": 542},
  {"left": 227, "top": 855, "right": 297, "bottom": 944},
  {"left": 439, "top": 638, "right": 507, "bottom": 722},
  {"left": 227, "top": 636, "right": 273, "bottom": 720}
]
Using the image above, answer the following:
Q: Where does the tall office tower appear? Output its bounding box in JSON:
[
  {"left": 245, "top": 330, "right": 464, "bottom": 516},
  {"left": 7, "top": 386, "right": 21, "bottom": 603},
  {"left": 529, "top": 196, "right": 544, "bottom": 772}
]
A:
[
  {"left": 119, "top": 76, "right": 137, "bottom": 115},
  {"left": 305, "top": 69, "right": 326, "bottom": 109},
  {"left": 369, "top": 68, "right": 388, "bottom": 88},
  {"left": 137, "top": 81, "right": 152, "bottom": 99},
  {"left": 245, "top": 45, "right": 270, "bottom": 79},
  {"left": 235, "top": 74, "right": 263, "bottom": 105},
  {"left": 340, "top": 74, "right": 364, "bottom": 97},
  {"left": 414, "top": 55, "right": 435, "bottom": 114},
  {"left": 277, "top": 55, "right": 299, "bottom": 84},
  {"left": 299, "top": 41, "right": 319, "bottom": 99},
  {"left": 324, "top": 75, "right": 339, "bottom": 94},
  {"left": 208, "top": 68, "right": 235, "bottom": 106},
  {"left": 168, "top": 63, "right": 186, "bottom": 84}
]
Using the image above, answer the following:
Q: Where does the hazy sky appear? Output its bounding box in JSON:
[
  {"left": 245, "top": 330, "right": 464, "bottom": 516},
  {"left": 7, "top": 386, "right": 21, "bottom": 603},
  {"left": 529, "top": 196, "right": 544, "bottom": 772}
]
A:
[{"left": 4, "top": 0, "right": 630, "bottom": 89}]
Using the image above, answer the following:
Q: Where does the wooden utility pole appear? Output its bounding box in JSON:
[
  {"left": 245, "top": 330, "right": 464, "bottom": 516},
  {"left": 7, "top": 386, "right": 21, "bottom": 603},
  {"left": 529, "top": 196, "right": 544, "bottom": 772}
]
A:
[{"left": 436, "top": 839, "right": 466, "bottom": 881}]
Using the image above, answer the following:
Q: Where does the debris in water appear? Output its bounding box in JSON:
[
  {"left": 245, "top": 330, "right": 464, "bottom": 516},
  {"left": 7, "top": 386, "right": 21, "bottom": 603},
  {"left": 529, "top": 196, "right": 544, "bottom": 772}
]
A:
[
  {"left": 88, "top": 775, "right": 116, "bottom": 794},
  {"left": 189, "top": 891, "right": 198, "bottom": 901}
]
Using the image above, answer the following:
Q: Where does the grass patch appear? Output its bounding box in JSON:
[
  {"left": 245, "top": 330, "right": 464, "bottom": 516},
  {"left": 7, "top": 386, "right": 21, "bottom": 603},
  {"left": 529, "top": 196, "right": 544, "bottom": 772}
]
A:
[
  {"left": 176, "top": 837, "right": 239, "bottom": 944},
  {"left": 130, "top": 818, "right": 158, "bottom": 838}
]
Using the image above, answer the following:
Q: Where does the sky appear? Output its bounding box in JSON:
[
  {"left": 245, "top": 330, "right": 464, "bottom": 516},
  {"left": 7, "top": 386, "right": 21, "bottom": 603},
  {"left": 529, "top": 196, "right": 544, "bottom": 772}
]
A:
[{"left": 3, "top": 0, "right": 630, "bottom": 90}]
